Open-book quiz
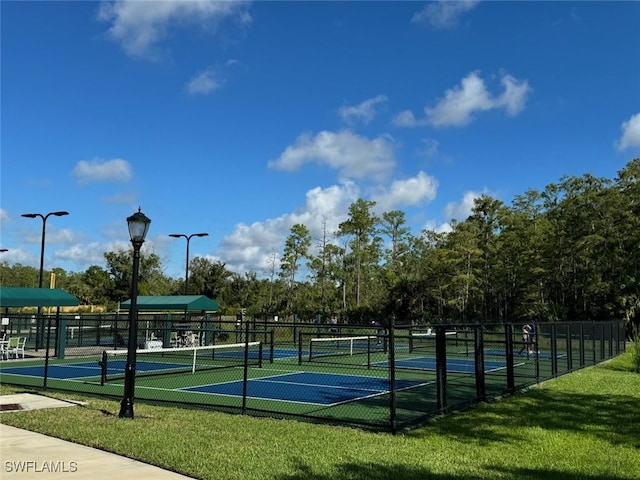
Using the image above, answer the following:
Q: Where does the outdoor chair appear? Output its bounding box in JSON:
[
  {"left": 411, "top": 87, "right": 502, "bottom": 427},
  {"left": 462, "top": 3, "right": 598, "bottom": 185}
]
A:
[
  {"left": 7, "top": 337, "right": 26, "bottom": 359},
  {"left": 0, "top": 337, "right": 8, "bottom": 360}
]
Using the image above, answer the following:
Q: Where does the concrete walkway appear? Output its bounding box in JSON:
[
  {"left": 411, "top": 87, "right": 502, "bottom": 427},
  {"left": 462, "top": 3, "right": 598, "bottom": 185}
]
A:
[{"left": 0, "top": 394, "right": 195, "bottom": 479}]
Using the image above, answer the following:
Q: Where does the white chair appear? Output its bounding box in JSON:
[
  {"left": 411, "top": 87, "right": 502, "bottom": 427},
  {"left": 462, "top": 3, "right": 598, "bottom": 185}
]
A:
[
  {"left": 7, "top": 337, "right": 26, "bottom": 359},
  {"left": 0, "top": 338, "right": 8, "bottom": 360}
]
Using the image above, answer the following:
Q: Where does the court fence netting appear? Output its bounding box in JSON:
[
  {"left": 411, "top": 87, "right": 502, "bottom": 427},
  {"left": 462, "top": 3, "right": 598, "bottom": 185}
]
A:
[{"left": 0, "top": 313, "right": 626, "bottom": 433}]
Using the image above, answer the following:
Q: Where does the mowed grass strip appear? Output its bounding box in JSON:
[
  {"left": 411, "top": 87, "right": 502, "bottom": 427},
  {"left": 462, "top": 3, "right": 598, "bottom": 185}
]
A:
[{"left": 1, "top": 345, "right": 639, "bottom": 480}]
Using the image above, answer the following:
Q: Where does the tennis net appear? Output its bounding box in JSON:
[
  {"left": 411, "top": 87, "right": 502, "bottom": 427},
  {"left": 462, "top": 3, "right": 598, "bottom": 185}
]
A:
[
  {"left": 308, "top": 335, "right": 377, "bottom": 361},
  {"left": 409, "top": 329, "right": 458, "bottom": 353},
  {"left": 102, "top": 341, "right": 263, "bottom": 380}
]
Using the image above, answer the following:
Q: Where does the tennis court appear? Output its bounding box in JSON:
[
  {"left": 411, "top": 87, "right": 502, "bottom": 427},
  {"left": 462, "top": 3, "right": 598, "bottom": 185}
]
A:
[
  {"left": 0, "top": 319, "right": 626, "bottom": 432},
  {"left": 183, "top": 372, "right": 428, "bottom": 406},
  {"left": 1, "top": 362, "right": 105, "bottom": 380},
  {"left": 373, "top": 356, "right": 523, "bottom": 373},
  {"left": 483, "top": 348, "right": 567, "bottom": 359}
]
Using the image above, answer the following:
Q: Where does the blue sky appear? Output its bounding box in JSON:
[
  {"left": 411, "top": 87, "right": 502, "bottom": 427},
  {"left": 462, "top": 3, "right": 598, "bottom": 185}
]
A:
[{"left": 1, "top": 1, "right": 639, "bottom": 280}]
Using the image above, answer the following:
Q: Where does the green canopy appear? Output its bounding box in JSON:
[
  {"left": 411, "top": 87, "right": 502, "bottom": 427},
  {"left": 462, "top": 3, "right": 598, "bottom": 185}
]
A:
[
  {"left": 0, "top": 287, "right": 79, "bottom": 308},
  {"left": 120, "top": 295, "right": 219, "bottom": 311}
]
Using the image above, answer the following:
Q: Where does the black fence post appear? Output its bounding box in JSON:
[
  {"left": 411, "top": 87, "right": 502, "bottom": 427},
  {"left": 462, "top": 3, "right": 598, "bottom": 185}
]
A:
[
  {"left": 435, "top": 325, "right": 447, "bottom": 414},
  {"left": 550, "top": 323, "right": 557, "bottom": 377},
  {"left": 505, "top": 324, "right": 514, "bottom": 394},
  {"left": 388, "top": 314, "right": 397, "bottom": 434},
  {"left": 43, "top": 315, "right": 54, "bottom": 390},
  {"left": 566, "top": 323, "right": 573, "bottom": 371},
  {"left": 579, "top": 323, "right": 585, "bottom": 367},
  {"left": 474, "top": 325, "right": 486, "bottom": 400},
  {"left": 242, "top": 316, "right": 250, "bottom": 414}
]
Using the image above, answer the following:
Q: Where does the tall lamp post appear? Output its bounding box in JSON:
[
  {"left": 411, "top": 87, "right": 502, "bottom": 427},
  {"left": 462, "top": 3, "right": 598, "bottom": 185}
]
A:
[
  {"left": 119, "top": 208, "right": 151, "bottom": 419},
  {"left": 21, "top": 210, "right": 69, "bottom": 350},
  {"left": 168, "top": 232, "right": 208, "bottom": 295}
]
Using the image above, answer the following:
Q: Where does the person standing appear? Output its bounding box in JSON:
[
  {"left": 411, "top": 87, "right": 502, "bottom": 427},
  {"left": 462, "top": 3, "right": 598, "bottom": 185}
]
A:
[
  {"left": 528, "top": 323, "right": 537, "bottom": 355},
  {"left": 329, "top": 315, "right": 338, "bottom": 336},
  {"left": 518, "top": 324, "right": 531, "bottom": 356}
]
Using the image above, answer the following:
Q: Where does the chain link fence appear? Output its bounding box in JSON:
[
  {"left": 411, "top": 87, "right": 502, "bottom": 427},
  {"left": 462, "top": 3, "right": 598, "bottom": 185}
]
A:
[{"left": 0, "top": 314, "right": 626, "bottom": 433}]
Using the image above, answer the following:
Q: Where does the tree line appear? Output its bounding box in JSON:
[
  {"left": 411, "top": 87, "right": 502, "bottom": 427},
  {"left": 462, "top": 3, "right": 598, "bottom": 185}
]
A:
[{"left": 2, "top": 158, "right": 639, "bottom": 335}]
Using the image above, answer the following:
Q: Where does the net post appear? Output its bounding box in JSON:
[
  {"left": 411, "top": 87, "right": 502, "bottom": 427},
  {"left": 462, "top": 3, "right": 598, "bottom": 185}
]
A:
[
  {"left": 298, "top": 330, "right": 303, "bottom": 365},
  {"left": 258, "top": 342, "right": 263, "bottom": 368}
]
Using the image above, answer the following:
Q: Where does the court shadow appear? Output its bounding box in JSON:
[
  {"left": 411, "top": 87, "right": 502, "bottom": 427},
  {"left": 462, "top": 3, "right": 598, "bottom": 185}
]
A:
[
  {"left": 490, "top": 466, "right": 635, "bottom": 480},
  {"left": 274, "top": 459, "right": 634, "bottom": 480},
  {"left": 274, "top": 459, "right": 459, "bottom": 480},
  {"left": 406, "top": 388, "right": 640, "bottom": 449}
]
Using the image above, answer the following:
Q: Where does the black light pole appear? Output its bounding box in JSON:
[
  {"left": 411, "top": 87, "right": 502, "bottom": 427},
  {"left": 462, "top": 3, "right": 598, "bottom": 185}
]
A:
[
  {"left": 168, "top": 232, "right": 208, "bottom": 295},
  {"left": 119, "top": 208, "right": 151, "bottom": 419},
  {"left": 21, "top": 211, "right": 69, "bottom": 350}
]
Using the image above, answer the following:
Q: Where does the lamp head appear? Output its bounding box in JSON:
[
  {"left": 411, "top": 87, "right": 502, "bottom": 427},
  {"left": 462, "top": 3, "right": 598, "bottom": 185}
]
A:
[{"left": 127, "top": 208, "right": 151, "bottom": 244}]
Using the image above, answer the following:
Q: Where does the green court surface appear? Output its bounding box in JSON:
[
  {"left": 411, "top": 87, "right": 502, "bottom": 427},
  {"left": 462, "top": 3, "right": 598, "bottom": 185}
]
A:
[{"left": 0, "top": 338, "right": 544, "bottom": 430}]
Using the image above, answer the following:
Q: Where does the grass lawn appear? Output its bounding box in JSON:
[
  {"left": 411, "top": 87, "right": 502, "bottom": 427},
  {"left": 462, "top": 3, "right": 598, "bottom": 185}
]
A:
[{"left": 1, "top": 345, "right": 639, "bottom": 480}]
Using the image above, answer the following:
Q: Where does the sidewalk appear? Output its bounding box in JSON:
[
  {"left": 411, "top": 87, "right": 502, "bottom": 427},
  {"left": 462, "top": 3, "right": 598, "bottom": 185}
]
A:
[{"left": 0, "top": 395, "right": 195, "bottom": 479}]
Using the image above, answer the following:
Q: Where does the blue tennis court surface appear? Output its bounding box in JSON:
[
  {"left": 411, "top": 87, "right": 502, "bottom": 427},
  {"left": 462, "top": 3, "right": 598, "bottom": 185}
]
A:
[
  {"left": 373, "top": 356, "right": 519, "bottom": 373},
  {"left": 0, "top": 359, "right": 189, "bottom": 380},
  {"left": 484, "top": 349, "right": 566, "bottom": 359},
  {"left": 0, "top": 362, "right": 105, "bottom": 380},
  {"left": 182, "top": 372, "right": 428, "bottom": 406}
]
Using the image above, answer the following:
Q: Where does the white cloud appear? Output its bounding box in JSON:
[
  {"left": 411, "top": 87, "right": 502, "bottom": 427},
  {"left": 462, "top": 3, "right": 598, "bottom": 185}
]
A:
[
  {"left": 187, "top": 67, "right": 224, "bottom": 95},
  {"left": 616, "top": 112, "right": 640, "bottom": 151},
  {"left": 392, "top": 110, "right": 426, "bottom": 127},
  {"left": 497, "top": 74, "right": 532, "bottom": 116},
  {"left": 55, "top": 241, "right": 115, "bottom": 267},
  {"left": 72, "top": 158, "right": 133, "bottom": 185},
  {"left": 426, "top": 72, "right": 493, "bottom": 126},
  {"left": 412, "top": 0, "right": 479, "bottom": 30},
  {"left": 0, "top": 247, "right": 36, "bottom": 267},
  {"left": 422, "top": 220, "right": 453, "bottom": 234},
  {"left": 425, "top": 71, "right": 531, "bottom": 127},
  {"left": 213, "top": 182, "right": 360, "bottom": 275},
  {"left": 444, "top": 191, "right": 480, "bottom": 221},
  {"left": 338, "top": 95, "right": 387, "bottom": 125},
  {"left": 98, "top": 0, "right": 251, "bottom": 59},
  {"left": 371, "top": 172, "right": 438, "bottom": 212},
  {"left": 268, "top": 130, "right": 396, "bottom": 182}
]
